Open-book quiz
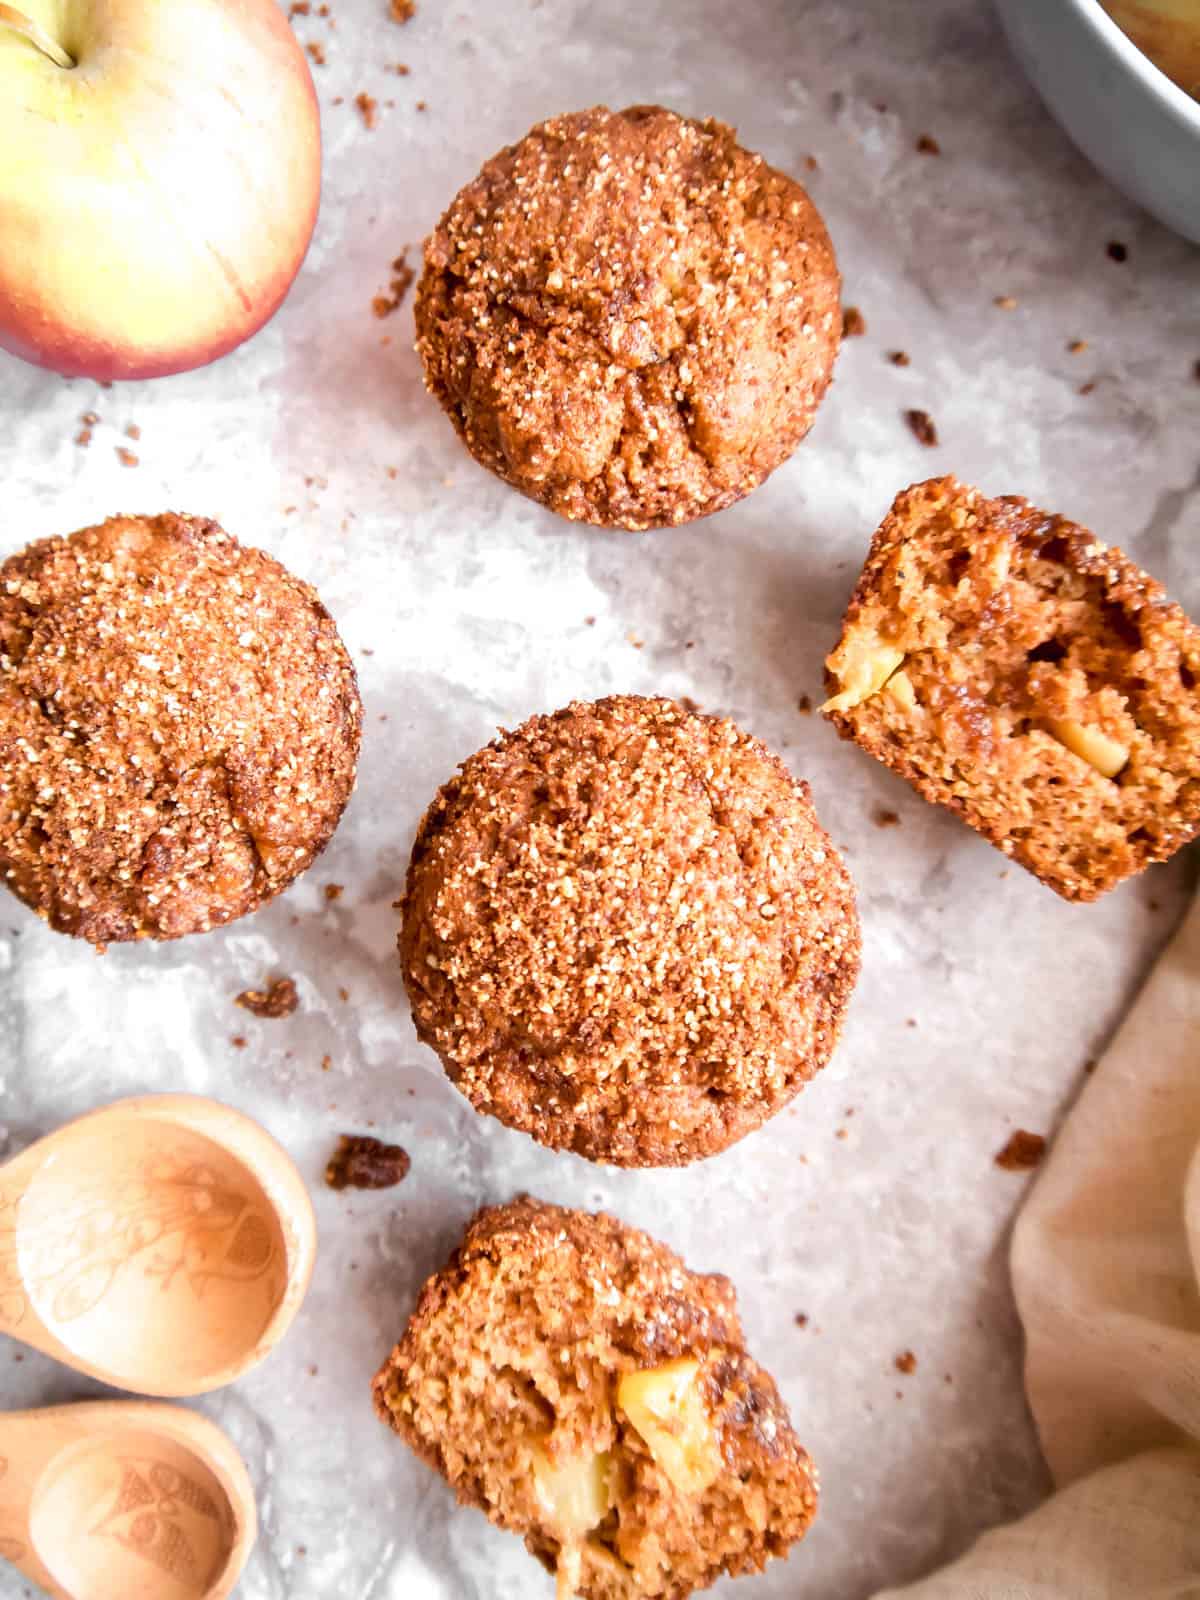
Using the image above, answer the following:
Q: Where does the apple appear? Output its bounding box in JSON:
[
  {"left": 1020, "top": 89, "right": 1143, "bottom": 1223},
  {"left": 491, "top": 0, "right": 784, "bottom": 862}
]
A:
[
  {"left": 1103, "top": 1, "right": 1200, "bottom": 98},
  {"left": 0, "top": 0, "right": 321, "bottom": 380}
]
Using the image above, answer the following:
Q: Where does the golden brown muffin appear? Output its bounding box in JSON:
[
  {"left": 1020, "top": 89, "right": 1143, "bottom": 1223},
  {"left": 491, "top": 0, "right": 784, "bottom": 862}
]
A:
[
  {"left": 415, "top": 104, "right": 841, "bottom": 531},
  {"left": 399, "top": 695, "right": 860, "bottom": 1165},
  {"left": 822, "top": 476, "right": 1200, "bottom": 900},
  {"left": 0, "top": 513, "right": 362, "bottom": 945},
  {"left": 373, "top": 1197, "right": 818, "bottom": 1599}
]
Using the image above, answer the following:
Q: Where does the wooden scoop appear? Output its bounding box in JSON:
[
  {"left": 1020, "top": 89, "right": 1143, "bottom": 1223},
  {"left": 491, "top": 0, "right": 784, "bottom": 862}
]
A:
[
  {"left": 0, "top": 1399, "right": 255, "bottom": 1600},
  {"left": 0, "top": 1096, "right": 316, "bottom": 1396}
]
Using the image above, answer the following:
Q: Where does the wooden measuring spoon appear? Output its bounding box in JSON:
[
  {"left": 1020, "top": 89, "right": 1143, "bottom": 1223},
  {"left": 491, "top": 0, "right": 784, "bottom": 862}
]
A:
[
  {"left": 0, "top": 1399, "right": 255, "bottom": 1600},
  {"left": 0, "top": 1096, "right": 316, "bottom": 1396}
]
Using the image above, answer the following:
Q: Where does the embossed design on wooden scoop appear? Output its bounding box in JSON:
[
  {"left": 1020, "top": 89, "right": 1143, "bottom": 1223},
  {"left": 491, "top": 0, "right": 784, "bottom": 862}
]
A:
[
  {"left": 0, "top": 1400, "right": 255, "bottom": 1600},
  {"left": 0, "top": 1096, "right": 315, "bottom": 1395}
]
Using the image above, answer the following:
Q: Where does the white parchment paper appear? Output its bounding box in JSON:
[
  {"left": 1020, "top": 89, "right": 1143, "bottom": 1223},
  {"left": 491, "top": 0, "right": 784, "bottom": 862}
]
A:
[{"left": 2, "top": 1, "right": 1199, "bottom": 1596}]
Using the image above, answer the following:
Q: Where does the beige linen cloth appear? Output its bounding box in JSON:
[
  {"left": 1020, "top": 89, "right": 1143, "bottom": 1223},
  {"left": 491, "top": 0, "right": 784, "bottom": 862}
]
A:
[{"left": 878, "top": 894, "right": 1200, "bottom": 1598}]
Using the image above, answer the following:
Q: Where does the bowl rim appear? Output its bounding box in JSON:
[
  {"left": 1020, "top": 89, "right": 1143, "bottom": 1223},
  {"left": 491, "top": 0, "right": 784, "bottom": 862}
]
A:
[{"left": 1065, "top": 0, "right": 1200, "bottom": 131}]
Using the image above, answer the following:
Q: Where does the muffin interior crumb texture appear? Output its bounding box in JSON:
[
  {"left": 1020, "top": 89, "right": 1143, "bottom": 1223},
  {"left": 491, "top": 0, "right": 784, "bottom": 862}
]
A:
[
  {"left": 400, "top": 695, "right": 860, "bottom": 1167},
  {"left": 416, "top": 104, "right": 841, "bottom": 531},
  {"left": 373, "top": 1197, "right": 818, "bottom": 1600},
  {"left": 0, "top": 513, "right": 362, "bottom": 944},
  {"left": 822, "top": 476, "right": 1200, "bottom": 900}
]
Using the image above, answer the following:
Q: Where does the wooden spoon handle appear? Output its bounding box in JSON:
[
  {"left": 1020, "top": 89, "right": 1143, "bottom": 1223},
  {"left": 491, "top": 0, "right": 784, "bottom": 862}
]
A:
[
  {"left": 0, "top": 1414, "right": 66, "bottom": 1599},
  {"left": 0, "top": 1146, "right": 80, "bottom": 1366},
  {"left": 0, "top": 1174, "right": 30, "bottom": 1343}
]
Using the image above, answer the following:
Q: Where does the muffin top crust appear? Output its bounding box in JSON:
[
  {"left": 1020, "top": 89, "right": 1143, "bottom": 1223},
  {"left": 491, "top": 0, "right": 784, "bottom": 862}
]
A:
[
  {"left": 416, "top": 105, "right": 841, "bottom": 530},
  {"left": 400, "top": 695, "right": 860, "bottom": 1165},
  {"left": 0, "top": 513, "right": 361, "bottom": 944}
]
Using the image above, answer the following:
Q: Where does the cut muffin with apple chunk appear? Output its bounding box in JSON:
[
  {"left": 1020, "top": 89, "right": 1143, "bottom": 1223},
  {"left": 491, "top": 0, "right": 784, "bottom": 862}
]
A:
[
  {"left": 372, "top": 1197, "right": 817, "bottom": 1600},
  {"left": 822, "top": 476, "right": 1200, "bottom": 900}
]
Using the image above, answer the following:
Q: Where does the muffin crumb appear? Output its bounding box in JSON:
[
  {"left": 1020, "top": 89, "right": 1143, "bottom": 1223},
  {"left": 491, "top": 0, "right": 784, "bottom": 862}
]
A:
[
  {"left": 236, "top": 977, "right": 300, "bottom": 1018},
  {"left": 373, "top": 250, "right": 415, "bottom": 317},
  {"left": 904, "top": 409, "right": 938, "bottom": 447},
  {"left": 356, "top": 91, "right": 378, "bottom": 128},
  {"left": 916, "top": 133, "right": 940, "bottom": 155},
  {"left": 894, "top": 1350, "right": 918, "bottom": 1375},
  {"left": 326, "top": 1134, "right": 411, "bottom": 1189},
  {"left": 995, "top": 1129, "right": 1047, "bottom": 1171},
  {"left": 842, "top": 306, "right": 867, "bottom": 337}
]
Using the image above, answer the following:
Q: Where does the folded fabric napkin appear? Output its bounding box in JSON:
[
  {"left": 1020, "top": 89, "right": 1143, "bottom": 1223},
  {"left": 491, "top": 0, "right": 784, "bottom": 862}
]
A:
[{"left": 877, "top": 894, "right": 1200, "bottom": 1597}]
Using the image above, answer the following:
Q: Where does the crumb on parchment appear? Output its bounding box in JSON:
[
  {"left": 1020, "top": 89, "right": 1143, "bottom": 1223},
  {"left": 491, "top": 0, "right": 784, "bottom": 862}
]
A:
[
  {"left": 995, "top": 1129, "right": 1046, "bottom": 1171},
  {"left": 326, "top": 1134, "right": 411, "bottom": 1189},
  {"left": 905, "top": 409, "right": 938, "bottom": 447},
  {"left": 235, "top": 976, "right": 300, "bottom": 1018},
  {"left": 373, "top": 252, "right": 416, "bottom": 318}
]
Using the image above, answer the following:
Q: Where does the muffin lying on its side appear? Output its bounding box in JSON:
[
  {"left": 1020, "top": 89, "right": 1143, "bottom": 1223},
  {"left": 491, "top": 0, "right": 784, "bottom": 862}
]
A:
[
  {"left": 416, "top": 104, "right": 841, "bottom": 531},
  {"left": 399, "top": 695, "right": 860, "bottom": 1166},
  {"left": 0, "top": 513, "right": 361, "bottom": 944},
  {"left": 822, "top": 476, "right": 1200, "bottom": 900},
  {"left": 372, "top": 1197, "right": 818, "bottom": 1600}
]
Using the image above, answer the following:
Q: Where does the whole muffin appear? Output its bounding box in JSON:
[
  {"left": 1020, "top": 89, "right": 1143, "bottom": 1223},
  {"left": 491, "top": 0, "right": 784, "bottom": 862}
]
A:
[
  {"left": 400, "top": 696, "right": 859, "bottom": 1165},
  {"left": 416, "top": 105, "right": 841, "bottom": 531},
  {"left": 0, "top": 513, "right": 362, "bottom": 945},
  {"left": 373, "top": 1196, "right": 819, "bottom": 1599}
]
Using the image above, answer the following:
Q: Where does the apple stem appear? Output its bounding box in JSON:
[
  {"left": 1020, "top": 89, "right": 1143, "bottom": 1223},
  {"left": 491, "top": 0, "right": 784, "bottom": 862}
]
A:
[{"left": 0, "top": 1, "right": 74, "bottom": 66}]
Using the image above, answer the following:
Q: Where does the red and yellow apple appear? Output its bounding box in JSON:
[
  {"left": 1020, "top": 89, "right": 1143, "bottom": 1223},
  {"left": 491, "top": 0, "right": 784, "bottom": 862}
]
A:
[{"left": 0, "top": 0, "right": 321, "bottom": 380}]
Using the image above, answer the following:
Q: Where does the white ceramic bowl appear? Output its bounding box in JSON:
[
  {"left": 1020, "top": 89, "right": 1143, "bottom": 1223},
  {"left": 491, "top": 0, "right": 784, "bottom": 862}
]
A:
[{"left": 995, "top": 0, "right": 1200, "bottom": 243}]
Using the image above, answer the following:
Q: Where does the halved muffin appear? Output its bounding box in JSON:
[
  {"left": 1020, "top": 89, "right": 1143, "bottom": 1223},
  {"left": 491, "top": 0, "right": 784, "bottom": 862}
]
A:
[
  {"left": 822, "top": 476, "right": 1200, "bottom": 900},
  {"left": 372, "top": 1197, "right": 818, "bottom": 1599}
]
